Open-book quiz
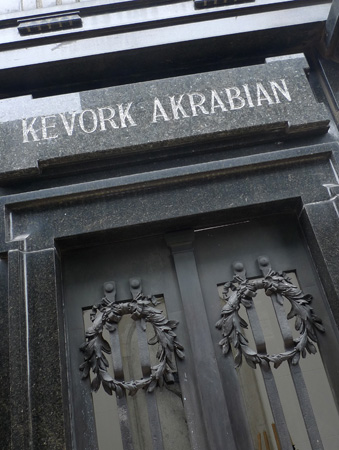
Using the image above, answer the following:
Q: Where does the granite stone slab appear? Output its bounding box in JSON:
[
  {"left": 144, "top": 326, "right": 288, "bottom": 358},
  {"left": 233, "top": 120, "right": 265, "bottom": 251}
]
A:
[{"left": 0, "top": 54, "right": 330, "bottom": 180}]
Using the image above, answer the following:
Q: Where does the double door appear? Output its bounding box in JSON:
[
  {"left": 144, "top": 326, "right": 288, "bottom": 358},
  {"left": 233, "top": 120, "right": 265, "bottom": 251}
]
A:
[{"left": 63, "top": 214, "right": 339, "bottom": 450}]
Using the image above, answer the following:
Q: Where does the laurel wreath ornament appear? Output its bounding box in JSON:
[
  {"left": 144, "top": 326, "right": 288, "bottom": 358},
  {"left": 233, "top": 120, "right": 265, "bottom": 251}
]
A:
[
  {"left": 80, "top": 291, "right": 184, "bottom": 397},
  {"left": 216, "top": 270, "right": 325, "bottom": 369}
]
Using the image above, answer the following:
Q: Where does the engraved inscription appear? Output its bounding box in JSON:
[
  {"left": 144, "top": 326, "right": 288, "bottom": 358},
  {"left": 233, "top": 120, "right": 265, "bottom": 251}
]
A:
[{"left": 22, "top": 79, "right": 291, "bottom": 143}]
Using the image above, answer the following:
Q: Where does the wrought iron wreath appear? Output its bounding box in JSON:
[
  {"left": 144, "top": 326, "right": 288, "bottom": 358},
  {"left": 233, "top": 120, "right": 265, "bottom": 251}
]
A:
[
  {"left": 216, "top": 270, "right": 325, "bottom": 369},
  {"left": 80, "top": 291, "right": 184, "bottom": 397}
]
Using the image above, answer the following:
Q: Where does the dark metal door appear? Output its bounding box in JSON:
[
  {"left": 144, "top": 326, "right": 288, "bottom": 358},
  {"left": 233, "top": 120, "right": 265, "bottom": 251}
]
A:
[
  {"left": 63, "top": 214, "right": 339, "bottom": 450},
  {"left": 190, "top": 215, "right": 339, "bottom": 450}
]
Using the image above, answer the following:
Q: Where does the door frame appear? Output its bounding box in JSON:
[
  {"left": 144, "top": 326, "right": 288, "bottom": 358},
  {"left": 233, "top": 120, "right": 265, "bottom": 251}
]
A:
[{"left": 1, "top": 141, "right": 339, "bottom": 449}]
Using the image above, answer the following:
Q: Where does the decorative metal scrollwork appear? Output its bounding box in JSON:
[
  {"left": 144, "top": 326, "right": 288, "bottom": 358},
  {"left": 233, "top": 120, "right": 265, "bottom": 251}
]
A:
[
  {"left": 80, "top": 279, "right": 184, "bottom": 397},
  {"left": 216, "top": 259, "right": 325, "bottom": 370},
  {"left": 216, "top": 274, "right": 271, "bottom": 369}
]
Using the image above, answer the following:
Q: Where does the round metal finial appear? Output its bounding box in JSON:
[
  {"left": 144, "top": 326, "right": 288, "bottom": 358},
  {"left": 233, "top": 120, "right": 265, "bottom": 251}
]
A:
[
  {"left": 130, "top": 278, "right": 140, "bottom": 289},
  {"left": 233, "top": 261, "right": 244, "bottom": 272},
  {"left": 104, "top": 282, "right": 114, "bottom": 293},
  {"left": 258, "top": 256, "right": 269, "bottom": 267}
]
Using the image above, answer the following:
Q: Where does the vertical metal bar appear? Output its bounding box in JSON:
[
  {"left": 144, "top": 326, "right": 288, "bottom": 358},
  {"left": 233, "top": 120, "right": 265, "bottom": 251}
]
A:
[
  {"left": 247, "top": 309, "right": 292, "bottom": 450},
  {"left": 258, "top": 257, "right": 324, "bottom": 450},
  {"left": 234, "top": 263, "right": 292, "bottom": 450},
  {"left": 136, "top": 322, "right": 165, "bottom": 450},
  {"left": 129, "top": 278, "right": 164, "bottom": 450},
  {"left": 109, "top": 330, "right": 134, "bottom": 450},
  {"left": 105, "top": 281, "right": 134, "bottom": 450},
  {"left": 273, "top": 297, "right": 324, "bottom": 450}
]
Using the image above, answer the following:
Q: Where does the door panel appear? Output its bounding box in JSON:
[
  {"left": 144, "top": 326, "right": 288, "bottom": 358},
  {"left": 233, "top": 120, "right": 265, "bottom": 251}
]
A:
[
  {"left": 62, "top": 214, "right": 339, "bottom": 450},
  {"left": 62, "top": 235, "right": 209, "bottom": 450},
  {"left": 193, "top": 215, "right": 339, "bottom": 450}
]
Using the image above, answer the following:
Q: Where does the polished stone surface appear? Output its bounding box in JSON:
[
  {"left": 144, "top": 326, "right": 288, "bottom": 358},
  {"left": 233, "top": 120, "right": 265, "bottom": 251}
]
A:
[
  {"left": 0, "top": 55, "right": 330, "bottom": 181},
  {"left": 0, "top": 45, "right": 338, "bottom": 450},
  {"left": 0, "top": 258, "right": 10, "bottom": 450},
  {"left": 301, "top": 197, "right": 339, "bottom": 319}
]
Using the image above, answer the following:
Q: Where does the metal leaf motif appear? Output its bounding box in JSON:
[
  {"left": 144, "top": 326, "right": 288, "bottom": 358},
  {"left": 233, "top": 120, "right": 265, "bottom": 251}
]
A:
[
  {"left": 263, "top": 270, "right": 325, "bottom": 368},
  {"left": 216, "top": 271, "right": 325, "bottom": 370},
  {"left": 215, "top": 276, "right": 270, "bottom": 369},
  {"left": 80, "top": 291, "right": 184, "bottom": 397}
]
